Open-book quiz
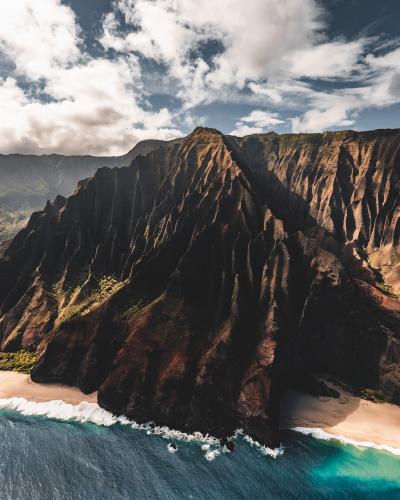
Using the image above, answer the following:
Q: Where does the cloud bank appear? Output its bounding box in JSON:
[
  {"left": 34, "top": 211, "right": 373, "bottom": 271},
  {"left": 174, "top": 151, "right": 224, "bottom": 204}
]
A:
[
  {"left": 0, "top": 0, "right": 399, "bottom": 154},
  {"left": 0, "top": 0, "right": 180, "bottom": 155}
]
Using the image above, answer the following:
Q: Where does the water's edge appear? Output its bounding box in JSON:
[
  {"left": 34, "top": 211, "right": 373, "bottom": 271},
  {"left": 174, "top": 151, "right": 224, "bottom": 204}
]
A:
[
  {"left": 0, "top": 397, "right": 283, "bottom": 461},
  {"left": 1, "top": 396, "right": 399, "bottom": 459},
  {"left": 291, "top": 426, "right": 400, "bottom": 456}
]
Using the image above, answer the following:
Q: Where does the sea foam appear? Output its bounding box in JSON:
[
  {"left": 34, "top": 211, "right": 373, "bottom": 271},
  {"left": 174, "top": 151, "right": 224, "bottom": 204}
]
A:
[
  {"left": 236, "top": 429, "right": 285, "bottom": 459},
  {"left": 0, "top": 397, "right": 283, "bottom": 461},
  {"left": 292, "top": 426, "right": 400, "bottom": 456}
]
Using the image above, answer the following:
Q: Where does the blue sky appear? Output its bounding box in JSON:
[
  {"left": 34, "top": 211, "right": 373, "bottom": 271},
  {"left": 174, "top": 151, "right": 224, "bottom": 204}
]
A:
[{"left": 0, "top": 0, "right": 399, "bottom": 155}]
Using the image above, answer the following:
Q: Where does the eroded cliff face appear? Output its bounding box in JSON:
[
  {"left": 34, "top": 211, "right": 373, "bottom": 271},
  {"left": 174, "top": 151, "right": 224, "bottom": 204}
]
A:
[
  {"left": 0, "top": 127, "right": 400, "bottom": 446},
  {"left": 237, "top": 130, "right": 400, "bottom": 293}
]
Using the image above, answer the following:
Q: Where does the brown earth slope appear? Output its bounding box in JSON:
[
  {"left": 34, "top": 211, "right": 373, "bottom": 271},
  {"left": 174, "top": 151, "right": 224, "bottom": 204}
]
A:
[{"left": 0, "top": 127, "right": 399, "bottom": 446}]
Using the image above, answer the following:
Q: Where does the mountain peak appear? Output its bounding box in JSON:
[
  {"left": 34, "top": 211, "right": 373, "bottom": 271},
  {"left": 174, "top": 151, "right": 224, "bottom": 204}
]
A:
[{"left": 189, "top": 126, "right": 224, "bottom": 138}]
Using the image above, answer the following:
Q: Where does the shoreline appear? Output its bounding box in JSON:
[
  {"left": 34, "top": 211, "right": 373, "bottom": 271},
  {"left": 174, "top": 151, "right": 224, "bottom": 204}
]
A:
[
  {"left": 0, "top": 371, "right": 399, "bottom": 456},
  {"left": 0, "top": 371, "right": 283, "bottom": 461},
  {"left": 280, "top": 385, "right": 400, "bottom": 452},
  {"left": 0, "top": 370, "right": 97, "bottom": 405}
]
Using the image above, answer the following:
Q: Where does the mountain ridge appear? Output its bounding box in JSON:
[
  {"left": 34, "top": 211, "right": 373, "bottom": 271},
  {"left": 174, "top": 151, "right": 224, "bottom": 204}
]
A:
[{"left": 1, "top": 126, "right": 400, "bottom": 446}]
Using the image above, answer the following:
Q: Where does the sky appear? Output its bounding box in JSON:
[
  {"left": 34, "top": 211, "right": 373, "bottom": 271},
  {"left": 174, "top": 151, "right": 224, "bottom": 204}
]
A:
[{"left": 0, "top": 0, "right": 399, "bottom": 155}]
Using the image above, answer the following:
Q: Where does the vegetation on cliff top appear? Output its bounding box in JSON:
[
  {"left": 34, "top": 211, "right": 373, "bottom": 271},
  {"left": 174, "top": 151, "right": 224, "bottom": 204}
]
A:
[{"left": 0, "top": 350, "right": 37, "bottom": 374}]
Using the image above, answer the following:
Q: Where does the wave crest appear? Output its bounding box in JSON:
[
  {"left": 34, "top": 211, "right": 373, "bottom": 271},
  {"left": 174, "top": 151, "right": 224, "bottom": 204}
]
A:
[
  {"left": 292, "top": 426, "right": 400, "bottom": 456},
  {"left": 236, "top": 429, "right": 284, "bottom": 458}
]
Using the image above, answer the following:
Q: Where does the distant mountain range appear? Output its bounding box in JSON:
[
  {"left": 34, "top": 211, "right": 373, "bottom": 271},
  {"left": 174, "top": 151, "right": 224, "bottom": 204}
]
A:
[
  {"left": 1, "top": 127, "right": 400, "bottom": 446},
  {"left": 0, "top": 139, "right": 165, "bottom": 241}
]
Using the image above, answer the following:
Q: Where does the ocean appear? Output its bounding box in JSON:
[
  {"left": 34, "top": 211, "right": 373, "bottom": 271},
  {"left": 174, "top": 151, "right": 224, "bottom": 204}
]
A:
[{"left": 0, "top": 401, "right": 399, "bottom": 499}]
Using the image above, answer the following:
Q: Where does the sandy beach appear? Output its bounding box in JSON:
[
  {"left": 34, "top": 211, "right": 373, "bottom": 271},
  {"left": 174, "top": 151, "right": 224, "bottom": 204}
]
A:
[
  {"left": 0, "top": 371, "right": 97, "bottom": 405},
  {"left": 280, "top": 385, "right": 400, "bottom": 449},
  {"left": 0, "top": 370, "right": 399, "bottom": 451}
]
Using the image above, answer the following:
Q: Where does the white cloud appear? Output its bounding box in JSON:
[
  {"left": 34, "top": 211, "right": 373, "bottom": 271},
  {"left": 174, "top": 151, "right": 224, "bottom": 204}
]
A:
[
  {"left": 102, "top": 0, "right": 377, "bottom": 127},
  {"left": 288, "top": 40, "right": 366, "bottom": 79},
  {"left": 366, "top": 47, "right": 400, "bottom": 69},
  {"left": 101, "top": 0, "right": 329, "bottom": 106},
  {"left": 291, "top": 97, "right": 357, "bottom": 132},
  {"left": 248, "top": 80, "right": 313, "bottom": 105},
  {"left": 389, "top": 73, "right": 400, "bottom": 98},
  {"left": 290, "top": 45, "right": 400, "bottom": 132},
  {"left": 230, "top": 124, "right": 265, "bottom": 136},
  {"left": 230, "top": 110, "right": 284, "bottom": 136},
  {"left": 0, "top": 0, "right": 182, "bottom": 155},
  {"left": 240, "top": 110, "right": 285, "bottom": 128},
  {"left": 191, "top": 0, "right": 325, "bottom": 87},
  {"left": 0, "top": 73, "right": 180, "bottom": 155},
  {"left": 0, "top": 0, "right": 81, "bottom": 80}
]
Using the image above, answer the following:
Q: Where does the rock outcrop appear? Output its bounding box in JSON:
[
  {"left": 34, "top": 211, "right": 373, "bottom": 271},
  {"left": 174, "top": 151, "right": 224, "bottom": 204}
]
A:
[{"left": 0, "top": 127, "right": 400, "bottom": 446}]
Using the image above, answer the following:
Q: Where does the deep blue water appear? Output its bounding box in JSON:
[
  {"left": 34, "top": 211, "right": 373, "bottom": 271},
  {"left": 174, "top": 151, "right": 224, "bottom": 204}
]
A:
[{"left": 0, "top": 409, "right": 399, "bottom": 499}]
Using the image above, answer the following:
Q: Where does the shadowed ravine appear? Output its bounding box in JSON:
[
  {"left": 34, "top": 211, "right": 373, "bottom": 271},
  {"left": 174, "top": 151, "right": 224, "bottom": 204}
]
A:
[{"left": 0, "top": 127, "right": 400, "bottom": 447}]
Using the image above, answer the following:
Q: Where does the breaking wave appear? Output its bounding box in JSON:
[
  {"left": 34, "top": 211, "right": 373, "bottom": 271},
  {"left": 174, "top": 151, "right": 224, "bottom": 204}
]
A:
[
  {"left": 0, "top": 397, "right": 283, "bottom": 461},
  {"left": 292, "top": 426, "right": 400, "bottom": 456},
  {"left": 236, "top": 430, "right": 284, "bottom": 459}
]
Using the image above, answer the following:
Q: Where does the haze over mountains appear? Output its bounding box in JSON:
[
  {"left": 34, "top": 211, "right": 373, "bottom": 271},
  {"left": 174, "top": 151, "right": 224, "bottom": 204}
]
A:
[
  {"left": 1, "top": 127, "right": 400, "bottom": 446},
  {"left": 0, "top": 139, "right": 165, "bottom": 242}
]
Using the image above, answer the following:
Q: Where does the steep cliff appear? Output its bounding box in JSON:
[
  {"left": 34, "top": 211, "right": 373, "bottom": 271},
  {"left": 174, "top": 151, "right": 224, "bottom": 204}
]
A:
[{"left": 0, "top": 127, "right": 399, "bottom": 446}]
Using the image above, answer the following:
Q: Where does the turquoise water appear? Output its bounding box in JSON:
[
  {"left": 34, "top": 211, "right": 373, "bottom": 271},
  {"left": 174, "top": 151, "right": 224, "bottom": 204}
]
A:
[{"left": 0, "top": 409, "right": 399, "bottom": 499}]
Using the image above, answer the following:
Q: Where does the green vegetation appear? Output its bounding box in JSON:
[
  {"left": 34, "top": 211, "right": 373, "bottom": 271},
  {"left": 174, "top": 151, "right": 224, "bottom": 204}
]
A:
[
  {"left": 124, "top": 298, "right": 146, "bottom": 319},
  {"left": 0, "top": 350, "right": 37, "bottom": 374},
  {"left": 0, "top": 209, "right": 32, "bottom": 242},
  {"left": 52, "top": 270, "right": 89, "bottom": 301},
  {"left": 318, "top": 376, "right": 387, "bottom": 404},
  {"left": 57, "top": 302, "right": 87, "bottom": 325},
  {"left": 358, "top": 388, "right": 386, "bottom": 403},
  {"left": 279, "top": 132, "right": 323, "bottom": 146},
  {"left": 57, "top": 275, "right": 125, "bottom": 326},
  {"left": 321, "top": 130, "right": 355, "bottom": 140},
  {"left": 97, "top": 276, "right": 124, "bottom": 301},
  {"left": 376, "top": 282, "right": 398, "bottom": 299}
]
